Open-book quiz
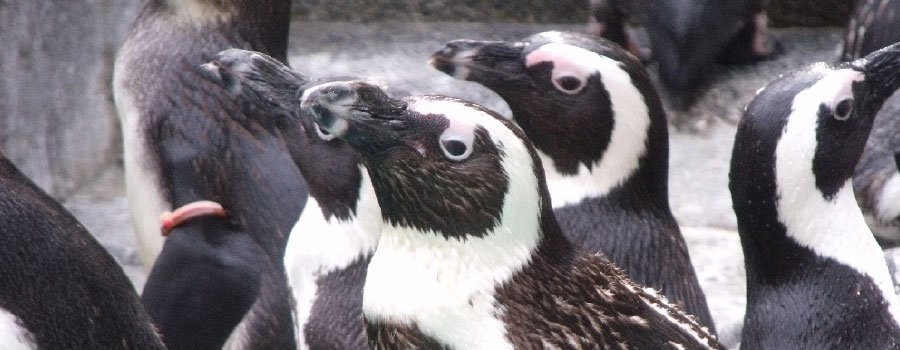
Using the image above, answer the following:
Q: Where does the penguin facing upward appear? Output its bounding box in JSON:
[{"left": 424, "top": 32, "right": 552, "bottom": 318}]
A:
[
  {"left": 203, "top": 49, "right": 380, "bottom": 350},
  {"left": 0, "top": 152, "right": 165, "bottom": 349},
  {"left": 589, "top": 0, "right": 778, "bottom": 113},
  {"left": 730, "top": 43, "right": 900, "bottom": 349},
  {"left": 842, "top": 0, "right": 900, "bottom": 247},
  {"left": 300, "top": 80, "right": 724, "bottom": 349},
  {"left": 429, "top": 31, "right": 715, "bottom": 331},
  {"left": 113, "top": 0, "right": 303, "bottom": 348}
]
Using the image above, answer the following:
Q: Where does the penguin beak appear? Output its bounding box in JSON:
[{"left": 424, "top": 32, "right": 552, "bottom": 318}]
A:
[
  {"left": 204, "top": 48, "right": 309, "bottom": 114},
  {"left": 429, "top": 40, "right": 527, "bottom": 83},
  {"left": 299, "top": 81, "right": 409, "bottom": 155},
  {"left": 851, "top": 41, "right": 900, "bottom": 112}
]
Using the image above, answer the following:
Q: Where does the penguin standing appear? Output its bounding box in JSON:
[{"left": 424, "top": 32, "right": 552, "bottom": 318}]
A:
[
  {"left": 204, "top": 49, "right": 381, "bottom": 350},
  {"left": 430, "top": 31, "right": 715, "bottom": 330},
  {"left": 842, "top": 0, "right": 900, "bottom": 246},
  {"left": 589, "top": 0, "right": 778, "bottom": 116},
  {"left": 113, "top": 0, "right": 303, "bottom": 348},
  {"left": 0, "top": 152, "right": 165, "bottom": 349},
  {"left": 730, "top": 43, "right": 900, "bottom": 348},
  {"left": 300, "top": 80, "right": 724, "bottom": 349}
]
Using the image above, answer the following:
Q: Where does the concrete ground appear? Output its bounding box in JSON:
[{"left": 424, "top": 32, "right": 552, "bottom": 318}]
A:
[{"left": 63, "top": 22, "right": 889, "bottom": 348}]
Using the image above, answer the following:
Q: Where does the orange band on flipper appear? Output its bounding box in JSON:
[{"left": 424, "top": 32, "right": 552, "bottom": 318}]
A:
[{"left": 160, "top": 200, "right": 227, "bottom": 236}]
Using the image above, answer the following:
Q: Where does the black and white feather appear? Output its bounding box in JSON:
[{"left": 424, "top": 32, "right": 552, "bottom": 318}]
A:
[
  {"left": 300, "top": 80, "right": 724, "bottom": 349},
  {"left": 731, "top": 42, "right": 900, "bottom": 349},
  {"left": 429, "top": 30, "right": 715, "bottom": 331}
]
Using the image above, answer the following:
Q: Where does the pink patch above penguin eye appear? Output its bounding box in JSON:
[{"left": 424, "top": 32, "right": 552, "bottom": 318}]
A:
[{"left": 525, "top": 44, "right": 592, "bottom": 95}]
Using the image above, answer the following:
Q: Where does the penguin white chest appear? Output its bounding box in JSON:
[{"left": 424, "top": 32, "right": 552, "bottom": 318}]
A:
[
  {"left": 284, "top": 168, "right": 382, "bottom": 349},
  {"left": 0, "top": 308, "right": 35, "bottom": 350},
  {"left": 113, "top": 64, "right": 171, "bottom": 271}
]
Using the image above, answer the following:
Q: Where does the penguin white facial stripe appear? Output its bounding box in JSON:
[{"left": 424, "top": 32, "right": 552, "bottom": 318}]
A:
[
  {"left": 775, "top": 68, "right": 900, "bottom": 323},
  {"left": 0, "top": 307, "right": 35, "bottom": 350},
  {"left": 284, "top": 168, "right": 381, "bottom": 348},
  {"left": 876, "top": 173, "right": 900, "bottom": 225},
  {"left": 113, "top": 72, "right": 169, "bottom": 270},
  {"left": 525, "top": 43, "right": 650, "bottom": 208},
  {"left": 364, "top": 97, "right": 541, "bottom": 349}
]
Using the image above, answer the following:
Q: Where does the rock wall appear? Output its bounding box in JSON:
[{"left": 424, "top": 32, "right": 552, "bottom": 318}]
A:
[{"left": 0, "top": 0, "right": 141, "bottom": 198}]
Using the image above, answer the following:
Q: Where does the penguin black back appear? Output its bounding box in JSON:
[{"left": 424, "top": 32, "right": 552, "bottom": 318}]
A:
[
  {"left": 730, "top": 44, "right": 900, "bottom": 349},
  {"left": 114, "top": 0, "right": 302, "bottom": 348},
  {"left": 0, "top": 153, "right": 165, "bottom": 349},
  {"left": 430, "top": 31, "right": 715, "bottom": 330}
]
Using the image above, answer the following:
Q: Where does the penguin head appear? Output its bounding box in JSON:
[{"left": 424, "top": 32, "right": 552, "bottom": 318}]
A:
[
  {"left": 204, "top": 49, "right": 369, "bottom": 217},
  {"left": 300, "top": 80, "right": 548, "bottom": 240},
  {"left": 430, "top": 31, "right": 656, "bottom": 173},
  {"left": 738, "top": 42, "right": 900, "bottom": 200}
]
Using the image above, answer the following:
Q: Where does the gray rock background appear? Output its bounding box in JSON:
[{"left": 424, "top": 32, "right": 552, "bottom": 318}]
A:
[
  {"left": 0, "top": 0, "right": 141, "bottom": 198},
  {"left": 0, "top": 0, "right": 876, "bottom": 348}
]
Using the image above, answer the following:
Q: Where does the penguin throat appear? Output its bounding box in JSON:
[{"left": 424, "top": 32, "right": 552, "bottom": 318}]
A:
[
  {"left": 538, "top": 142, "right": 645, "bottom": 209},
  {"left": 774, "top": 108, "right": 900, "bottom": 320},
  {"left": 284, "top": 167, "right": 381, "bottom": 348},
  {"left": 361, "top": 221, "right": 541, "bottom": 350},
  {"left": 362, "top": 162, "right": 542, "bottom": 350}
]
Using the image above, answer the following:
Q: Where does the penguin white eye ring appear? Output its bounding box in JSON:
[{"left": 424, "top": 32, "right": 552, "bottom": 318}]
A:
[
  {"left": 833, "top": 98, "right": 854, "bottom": 121},
  {"left": 552, "top": 75, "right": 585, "bottom": 94},
  {"left": 439, "top": 137, "right": 473, "bottom": 161}
]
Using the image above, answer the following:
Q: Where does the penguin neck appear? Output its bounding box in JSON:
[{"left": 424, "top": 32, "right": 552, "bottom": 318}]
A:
[
  {"left": 284, "top": 166, "right": 381, "bottom": 349},
  {"left": 362, "top": 189, "right": 566, "bottom": 349},
  {"left": 520, "top": 91, "right": 667, "bottom": 210},
  {"left": 773, "top": 144, "right": 900, "bottom": 320}
]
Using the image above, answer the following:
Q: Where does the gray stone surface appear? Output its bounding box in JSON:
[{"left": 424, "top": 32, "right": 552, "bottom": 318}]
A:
[{"left": 0, "top": 0, "right": 141, "bottom": 198}]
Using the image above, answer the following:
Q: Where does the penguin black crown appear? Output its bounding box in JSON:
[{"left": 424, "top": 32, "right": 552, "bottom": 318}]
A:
[
  {"left": 730, "top": 42, "right": 900, "bottom": 349},
  {"left": 299, "top": 80, "right": 723, "bottom": 349}
]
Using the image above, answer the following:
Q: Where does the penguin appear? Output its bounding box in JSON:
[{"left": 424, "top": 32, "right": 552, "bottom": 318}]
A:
[
  {"left": 113, "top": 0, "right": 303, "bottom": 349},
  {"left": 841, "top": 0, "right": 900, "bottom": 247},
  {"left": 299, "top": 80, "right": 724, "bottom": 349},
  {"left": 429, "top": 31, "right": 716, "bottom": 331},
  {"left": 588, "top": 0, "right": 779, "bottom": 114},
  {"left": 0, "top": 151, "right": 166, "bottom": 349},
  {"left": 203, "top": 49, "right": 381, "bottom": 350},
  {"left": 841, "top": 0, "right": 900, "bottom": 62},
  {"left": 729, "top": 42, "right": 900, "bottom": 348}
]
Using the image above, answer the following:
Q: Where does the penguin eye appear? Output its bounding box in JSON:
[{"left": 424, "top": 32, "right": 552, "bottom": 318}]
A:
[
  {"left": 552, "top": 75, "right": 585, "bottom": 94},
  {"left": 314, "top": 123, "right": 337, "bottom": 141},
  {"left": 834, "top": 98, "right": 853, "bottom": 121},
  {"left": 440, "top": 139, "right": 472, "bottom": 161}
]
